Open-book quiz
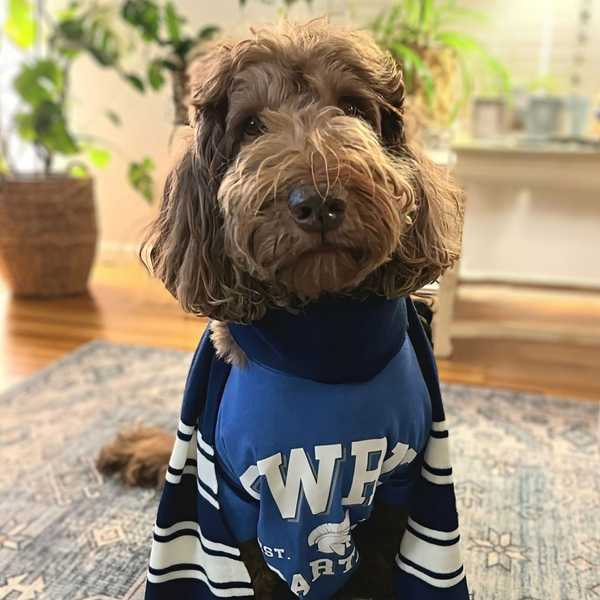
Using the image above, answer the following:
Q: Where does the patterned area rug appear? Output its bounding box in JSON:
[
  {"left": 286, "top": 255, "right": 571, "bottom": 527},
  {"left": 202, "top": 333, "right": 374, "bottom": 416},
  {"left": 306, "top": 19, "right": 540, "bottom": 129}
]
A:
[{"left": 0, "top": 341, "right": 598, "bottom": 600}]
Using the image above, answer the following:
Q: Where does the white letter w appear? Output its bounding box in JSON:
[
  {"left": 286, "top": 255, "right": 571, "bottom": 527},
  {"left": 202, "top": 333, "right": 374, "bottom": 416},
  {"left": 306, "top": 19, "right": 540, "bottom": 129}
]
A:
[{"left": 257, "top": 444, "right": 342, "bottom": 519}]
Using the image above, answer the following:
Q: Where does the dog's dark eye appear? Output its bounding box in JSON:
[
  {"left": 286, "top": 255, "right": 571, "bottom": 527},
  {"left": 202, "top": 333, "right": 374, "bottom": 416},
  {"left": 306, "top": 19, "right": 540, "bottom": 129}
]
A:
[
  {"left": 242, "top": 115, "right": 265, "bottom": 138},
  {"left": 339, "top": 98, "right": 364, "bottom": 119}
]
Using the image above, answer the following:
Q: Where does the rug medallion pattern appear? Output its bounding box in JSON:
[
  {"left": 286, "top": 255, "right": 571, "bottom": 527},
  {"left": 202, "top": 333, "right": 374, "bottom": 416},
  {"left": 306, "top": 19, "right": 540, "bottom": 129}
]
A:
[{"left": 0, "top": 342, "right": 598, "bottom": 599}]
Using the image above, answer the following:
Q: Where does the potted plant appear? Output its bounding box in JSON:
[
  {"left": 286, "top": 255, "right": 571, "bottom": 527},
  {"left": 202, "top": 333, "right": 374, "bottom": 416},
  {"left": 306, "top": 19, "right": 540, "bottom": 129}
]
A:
[
  {"left": 119, "top": 0, "right": 311, "bottom": 125},
  {"left": 0, "top": 0, "right": 155, "bottom": 297},
  {"left": 371, "top": 0, "right": 510, "bottom": 139},
  {"left": 117, "top": 0, "right": 220, "bottom": 125}
]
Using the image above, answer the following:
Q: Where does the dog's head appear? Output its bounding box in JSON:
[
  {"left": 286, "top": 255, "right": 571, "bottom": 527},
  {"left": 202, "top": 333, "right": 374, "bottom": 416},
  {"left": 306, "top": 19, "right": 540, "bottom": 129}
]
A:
[{"left": 143, "top": 21, "right": 463, "bottom": 322}]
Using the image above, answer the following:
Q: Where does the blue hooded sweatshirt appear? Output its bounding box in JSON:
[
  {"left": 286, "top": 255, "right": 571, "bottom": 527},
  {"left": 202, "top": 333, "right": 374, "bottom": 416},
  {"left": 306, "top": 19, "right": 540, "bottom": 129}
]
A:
[{"left": 145, "top": 296, "right": 469, "bottom": 600}]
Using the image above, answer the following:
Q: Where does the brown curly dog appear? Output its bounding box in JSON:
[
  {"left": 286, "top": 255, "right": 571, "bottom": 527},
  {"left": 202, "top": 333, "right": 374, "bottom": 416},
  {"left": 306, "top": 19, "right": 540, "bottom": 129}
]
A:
[{"left": 97, "top": 20, "right": 462, "bottom": 599}]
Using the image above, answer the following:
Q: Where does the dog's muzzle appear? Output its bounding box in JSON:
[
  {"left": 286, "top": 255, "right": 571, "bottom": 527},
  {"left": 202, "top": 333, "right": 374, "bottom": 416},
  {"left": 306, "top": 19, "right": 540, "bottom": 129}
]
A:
[{"left": 288, "top": 186, "right": 346, "bottom": 233}]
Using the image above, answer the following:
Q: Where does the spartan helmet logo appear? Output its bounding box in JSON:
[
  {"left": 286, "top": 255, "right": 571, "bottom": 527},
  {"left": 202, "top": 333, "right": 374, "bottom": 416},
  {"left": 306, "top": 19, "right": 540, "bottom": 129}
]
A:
[{"left": 307, "top": 511, "right": 352, "bottom": 556}]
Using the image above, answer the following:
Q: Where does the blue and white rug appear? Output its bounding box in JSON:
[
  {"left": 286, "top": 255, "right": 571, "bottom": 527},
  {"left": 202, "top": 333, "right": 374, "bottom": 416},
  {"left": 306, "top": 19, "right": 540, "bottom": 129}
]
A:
[{"left": 0, "top": 341, "right": 598, "bottom": 600}]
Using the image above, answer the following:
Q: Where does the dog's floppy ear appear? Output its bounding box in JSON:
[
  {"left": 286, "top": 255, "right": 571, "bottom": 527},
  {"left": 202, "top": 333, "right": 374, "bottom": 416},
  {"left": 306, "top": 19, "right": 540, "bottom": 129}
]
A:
[
  {"left": 374, "top": 51, "right": 407, "bottom": 148},
  {"left": 368, "top": 49, "right": 463, "bottom": 293},
  {"left": 141, "top": 44, "right": 253, "bottom": 322},
  {"left": 395, "top": 146, "right": 464, "bottom": 292}
]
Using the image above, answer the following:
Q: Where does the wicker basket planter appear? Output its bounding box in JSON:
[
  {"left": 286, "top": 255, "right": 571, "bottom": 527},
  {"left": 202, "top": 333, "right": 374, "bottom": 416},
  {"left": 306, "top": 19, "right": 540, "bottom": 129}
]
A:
[{"left": 0, "top": 176, "right": 98, "bottom": 297}]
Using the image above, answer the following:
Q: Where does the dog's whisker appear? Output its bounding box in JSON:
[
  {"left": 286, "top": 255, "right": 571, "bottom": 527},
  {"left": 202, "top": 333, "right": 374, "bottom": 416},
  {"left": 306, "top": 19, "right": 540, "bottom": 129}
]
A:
[
  {"left": 309, "top": 150, "right": 320, "bottom": 195},
  {"left": 321, "top": 140, "right": 342, "bottom": 192},
  {"left": 310, "top": 131, "right": 332, "bottom": 199}
]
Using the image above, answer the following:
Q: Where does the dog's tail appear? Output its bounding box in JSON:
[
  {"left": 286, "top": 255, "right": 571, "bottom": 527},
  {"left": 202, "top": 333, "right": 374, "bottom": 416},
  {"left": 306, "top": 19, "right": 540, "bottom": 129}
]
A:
[{"left": 96, "top": 426, "right": 174, "bottom": 488}]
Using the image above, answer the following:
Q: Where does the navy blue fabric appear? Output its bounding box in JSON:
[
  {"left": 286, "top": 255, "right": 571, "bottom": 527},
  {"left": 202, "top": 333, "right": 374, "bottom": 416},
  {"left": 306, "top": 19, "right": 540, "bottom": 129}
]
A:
[
  {"left": 228, "top": 295, "right": 407, "bottom": 383},
  {"left": 145, "top": 296, "right": 469, "bottom": 600}
]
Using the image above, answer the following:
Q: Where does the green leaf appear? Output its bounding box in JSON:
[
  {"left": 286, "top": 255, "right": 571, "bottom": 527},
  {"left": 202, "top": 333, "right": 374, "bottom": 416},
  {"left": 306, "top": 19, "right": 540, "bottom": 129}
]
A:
[
  {"left": 419, "top": 0, "right": 434, "bottom": 30},
  {"left": 53, "top": 8, "right": 122, "bottom": 67},
  {"left": 15, "top": 112, "right": 36, "bottom": 141},
  {"left": 34, "top": 101, "right": 80, "bottom": 155},
  {"left": 381, "top": 4, "right": 403, "bottom": 43},
  {"left": 159, "top": 58, "right": 180, "bottom": 71},
  {"left": 436, "top": 31, "right": 510, "bottom": 94},
  {"left": 124, "top": 73, "right": 145, "bottom": 92},
  {"left": 16, "top": 102, "right": 79, "bottom": 156},
  {"left": 164, "top": 2, "right": 184, "bottom": 43},
  {"left": 121, "top": 0, "right": 161, "bottom": 42},
  {"left": 14, "top": 60, "right": 64, "bottom": 107},
  {"left": 436, "top": 4, "right": 487, "bottom": 28},
  {"left": 0, "top": 152, "right": 8, "bottom": 175},
  {"left": 86, "top": 20, "right": 121, "bottom": 66},
  {"left": 105, "top": 110, "right": 122, "bottom": 126},
  {"left": 147, "top": 60, "right": 166, "bottom": 90},
  {"left": 4, "top": 0, "right": 37, "bottom": 49},
  {"left": 390, "top": 42, "right": 434, "bottom": 103},
  {"left": 86, "top": 146, "right": 111, "bottom": 168},
  {"left": 128, "top": 157, "right": 155, "bottom": 202},
  {"left": 197, "top": 25, "right": 219, "bottom": 41},
  {"left": 54, "top": 15, "right": 85, "bottom": 43},
  {"left": 448, "top": 50, "right": 474, "bottom": 123},
  {"left": 391, "top": 42, "right": 425, "bottom": 70},
  {"left": 68, "top": 163, "right": 89, "bottom": 178},
  {"left": 435, "top": 30, "right": 482, "bottom": 52},
  {"left": 13, "top": 60, "right": 80, "bottom": 161},
  {"left": 174, "top": 39, "right": 194, "bottom": 59},
  {"left": 404, "top": 0, "right": 422, "bottom": 29}
]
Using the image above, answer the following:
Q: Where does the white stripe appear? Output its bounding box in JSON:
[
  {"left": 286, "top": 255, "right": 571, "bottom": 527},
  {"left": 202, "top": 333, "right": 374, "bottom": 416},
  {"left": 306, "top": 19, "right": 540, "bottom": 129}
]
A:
[
  {"left": 239, "top": 465, "right": 261, "bottom": 500},
  {"left": 407, "top": 518, "right": 460, "bottom": 542},
  {"left": 400, "top": 529, "right": 462, "bottom": 575},
  {"left": 198, "top": 449, "right": 218, "bottom": 494},
  {"left": 149, "top": 534, "right": 249, "bottom": 584},
  {"left": 153, "top": 521, "right": 240, "bottom": 556},
  {"left": 167, "top": 428, "right": 197, "bottom": 484},
  {"left": 168, "top": 436, "right": 189, "bottom": 472},
  {"left": 396, "top": 557, "right": 465, "bottom": 589},
  {"left": 178, "top": 420, "right": 195, "bottom": 435},
  {"left": 198, "top": 433, "right": 215, "bottom": 456},
  {"left": 165, "top": 471, "right": 181, "bottom": 484},
  {"left": 197, "top": 480, "right": 220, "bottom": 509},
  {"left": 147, "top": 570, "right": 253, "bottom": 596},
  {"left": 431, "top": 420, "right": 447, "bottom": 432},
  {"left": 421, "top": 468, "right": 453, "bottom": 485},
  {"left": 424, "top": 436, "right": 452, "bottom": 471},
  {"left": 381, "top": 443, "right": 417, "bottom": 474},
  {"left": 165, "top": 459, "right": 197, "bottom": 484}
]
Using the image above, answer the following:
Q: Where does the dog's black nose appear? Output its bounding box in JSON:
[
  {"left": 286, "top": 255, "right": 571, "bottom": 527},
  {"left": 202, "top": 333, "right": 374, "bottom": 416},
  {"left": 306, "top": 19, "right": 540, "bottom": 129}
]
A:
[{"left": 288, "top": 187, "right": 345, "bottom": 232}]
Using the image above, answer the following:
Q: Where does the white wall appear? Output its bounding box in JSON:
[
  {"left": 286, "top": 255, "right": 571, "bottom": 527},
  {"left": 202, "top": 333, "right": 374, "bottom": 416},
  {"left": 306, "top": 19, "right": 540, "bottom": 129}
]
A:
[
  {"left": 455, "top": 147, "right": 600, "bottom": 288},
  {"left": 350, "top": 0, "right": 600, "bottom": 96},
  {"left": 3, "top": 0, "right": 599, "bottom": 265}
]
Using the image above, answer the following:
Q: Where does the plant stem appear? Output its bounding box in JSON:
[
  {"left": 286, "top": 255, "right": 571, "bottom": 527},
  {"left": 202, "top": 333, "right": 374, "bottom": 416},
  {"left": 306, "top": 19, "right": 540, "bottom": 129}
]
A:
[
  {"left": 36, "top": 0, "right": 44, "bottom": 58},
  {"left": 44, "top": 153, "right": 52, "bottom": 175},
  {"left": 36, "top": 144, "right": 52, "bottom": 176}
]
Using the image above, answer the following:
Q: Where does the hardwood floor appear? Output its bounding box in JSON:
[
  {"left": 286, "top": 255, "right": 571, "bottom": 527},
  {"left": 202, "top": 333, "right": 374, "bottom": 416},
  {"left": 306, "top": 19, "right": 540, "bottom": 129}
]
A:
[{"left": 1, "top": 254, "right": 600, "bottom": 400}]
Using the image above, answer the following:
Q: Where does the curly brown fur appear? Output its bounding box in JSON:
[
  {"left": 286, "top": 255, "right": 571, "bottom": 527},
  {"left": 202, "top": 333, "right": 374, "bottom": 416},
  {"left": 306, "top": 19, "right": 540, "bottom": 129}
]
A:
[
  {"left": 209, "top": 320, "right": 247, "bottom": 366},
  {"left": 140, "top": 20, "right": 463, "bottom": 323},
  {"left": 96, "top": 427, "right": 174, "bottom": 488},
  {"left": 101, "top": 20, "right": 463, "bottom": 598}
]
